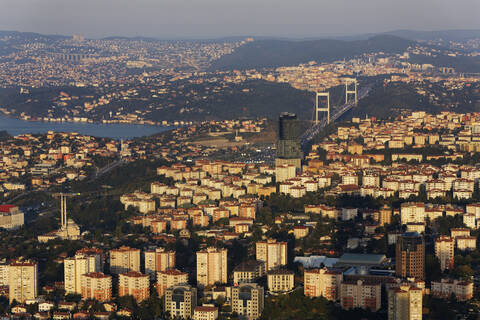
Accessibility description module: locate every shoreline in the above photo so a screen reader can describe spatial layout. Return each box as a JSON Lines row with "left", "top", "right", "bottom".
{"left": 0, "top": 110, "right": 192, "bottom": 127}
{"left": 0, "top": 114, "right": 177, "bottom": 140}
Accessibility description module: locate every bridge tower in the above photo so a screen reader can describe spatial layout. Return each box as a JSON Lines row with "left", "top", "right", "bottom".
{"left": 315, "top": 92, "right": 330, "bottom": 125}
{"left": 345, "top": 78, "right": 358, "bottom": 105}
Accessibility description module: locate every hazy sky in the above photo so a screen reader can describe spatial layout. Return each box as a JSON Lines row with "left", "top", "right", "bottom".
{"left": 1, "top": 0, "right": 480, "bottom": 39}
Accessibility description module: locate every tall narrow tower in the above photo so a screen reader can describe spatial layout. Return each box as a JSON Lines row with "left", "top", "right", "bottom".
{"left": 62, "top": 194, "right": 68, "bottom": 229}
{"left": 315, "top": 92, "right": 330, "bottom": 125}
{"left": 345, "top": 78, "right": 358, "bottom": 105}
{"left": 275, "top": 113, "right": 303, "bottom": 170}
{"left": 55, "top": 193, "right": 81, "bottom": 240}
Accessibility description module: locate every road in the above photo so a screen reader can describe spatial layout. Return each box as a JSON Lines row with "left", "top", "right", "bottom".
{"left": 93, "top": 159, "right": 125, "bottom": 180}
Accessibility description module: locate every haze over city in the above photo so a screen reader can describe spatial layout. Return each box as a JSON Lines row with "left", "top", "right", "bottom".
{"left": 1, "top": 1, "right": 480, "bottom": 319}
{"left": 0, "top": 0, "right": 480, "bottom": 38}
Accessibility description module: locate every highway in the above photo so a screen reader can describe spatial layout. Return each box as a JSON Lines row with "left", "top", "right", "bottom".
{"left": 92, "top": 158, "right": 125, "bottom": 180}
{"left": 300, "top": 84, "right": 372, "bottom": 147}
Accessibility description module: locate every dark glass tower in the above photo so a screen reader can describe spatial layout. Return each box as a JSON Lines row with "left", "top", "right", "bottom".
{"left": 276, "top": 112, "right": 302, "bottom": 160}
{"left": 395, "top": 232, "right": 425, "bottom": 280}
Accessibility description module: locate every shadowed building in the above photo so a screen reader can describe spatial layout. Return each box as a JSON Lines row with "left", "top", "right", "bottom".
{"left": 232, "top": 283, "right": 264, "bottom": 320}
{"left": 165, "top": 285, "right": 197, "bottom": 319}
{"left": 396, "top": 233, "right": 425, "bottom": 280}
{"left": 275, "top": 112, "right": 302, "bottom": 170}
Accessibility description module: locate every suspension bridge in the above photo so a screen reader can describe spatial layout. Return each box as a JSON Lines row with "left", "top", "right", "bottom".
{"left": 300, "top": 79, "right": 372, "bottom": 147}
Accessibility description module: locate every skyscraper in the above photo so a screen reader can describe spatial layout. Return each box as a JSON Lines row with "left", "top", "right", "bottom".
{"left": 396, "top": 233, "right": 425, "bottom": 280}
{"left": 275, "top": 112, "right": 302, "bottom": 170}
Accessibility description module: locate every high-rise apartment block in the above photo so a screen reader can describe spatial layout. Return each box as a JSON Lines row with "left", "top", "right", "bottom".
{"left": 196, "top": 248, "right": 227, "bottom": 287}
{"left": 304, "top": 268, "right": 343, "bottom": 300}
{"left": 157, "top": 269, "right": 189, "bottom": 297}
{"left": 64, "top": 250, "right": 103, "bottom": 294}
{"left": 340, "top": 280, "right": 381, "bottom": 312}
{"left": 256, "top": 239, "right": 287, "bottom": 271}
{"left": 144, "top": 248, "right": 175, "bottom": 280}
{"left": 379, "top": 205, "right": 392, "bottom": 226}
{"left": 118, "top": 271, "right": 150, "bottom": 302}
{"left": 396, "top": 233, "right": 425, "bottom": 280}
{"left": 110, "top": 246, "right": 140, "bottom": 274}
{"left": 0, "top": 205, "right": 24, "bottom": 230}
{"left": 388, "top": 285, "right": 422, "bottom": 320}
{"left": 0, "top": 263, "right": 8, "bottom": 286}
{"left": 435, "top": 236, "right": 454, "bottom": 271}
{"left": 80, "top": 272, "right": 112, "bottom": 302}
{"left": 8, "top": 259, "right": 38, "bottom": 303}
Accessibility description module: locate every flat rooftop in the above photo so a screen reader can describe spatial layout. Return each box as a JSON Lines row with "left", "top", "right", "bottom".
{"left": 335, "top": 253, "right": 387, "bottom": 267}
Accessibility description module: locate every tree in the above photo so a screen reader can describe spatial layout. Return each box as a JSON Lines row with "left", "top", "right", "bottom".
{"left": 425, "top": 254, "right": 442, "bottom": 284}
{"left": 452, "top": 265, "right": 474, "bottom": 280}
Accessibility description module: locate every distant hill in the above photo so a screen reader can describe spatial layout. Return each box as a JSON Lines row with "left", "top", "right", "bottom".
{"left": 0, "top": 130, "right": 9, "bottom": 141}
{"left": 101, "top": 36, "right": 159, "bottom": 42}
{"left": 0, "top": 30, "right": 68, "bottom": 41}
{"left": 342, "top": 80, "right": 480, "bottom": 120}
{"left": 147, "top": 80, "right": 317, "bottom": 121}
{"left": 383, "top": 29, "right": 480, "bottom": 42}
{"left": 210, "top": 35, "right": 415, "bottom": 70}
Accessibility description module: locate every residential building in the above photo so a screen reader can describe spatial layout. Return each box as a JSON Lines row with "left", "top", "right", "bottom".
{"left": 64, "top": 251, "right": 102, "bottom": 294}
{"left": 157, "top": 269, "right": 189, "bottom": 297}
{"left": 0, "top": 205, "right": 24, "bottom": 230}
{"left": 304, "top": 268, "right": 343, "bottom": 300}
{"left": 193, "top": 306, "right": 218, "bottom": 320}
{"left": 9, "top": 259, "right": 38, "bottom": 303}
{"left": 388, "top": 285, "right": 422, "bottom": 320}
{"left": 118, "top": 271, "right": 150, "bottom": 302}
{"left": 379, "top": 205, "right": 392, "bottom": 226}
{"left": 110, "top": 246, "right": 140, "bottom": 274}
{"left": 431, "top": 279, "right": 473, "bottom": 301}
{"left": 256, "top": 239, "right": 287, "bottom": 271}
{"left": 233, "top": 261, "right": 265, "bottom": 285}
{"left": 80, "top": 272, "right": 112, "bottom": 302}
{"left": 231, "top": 283, "right": 264, "bottom": 320}
{"left": 456, "top": 236, "right": 477, "bottom": 251}
{"left": 144, "top": 248, "right": 175, "bottom": 280}
{"left": 396, "top": 233, "right": 425, "bottom": 280}
{"left": 340, "top": 280, "right": 381, "bottom": 311}
{"left": 196, "top": 248, "right": 227, "bottom": 287}
{"left": 165, "top": 285, "right": 197, "bottom": 319}
{"left": 267, "top": 269, "right": 294, "bottom": 293}
{"left": 435, "top": 236, "right": 454, "bottom": 271}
